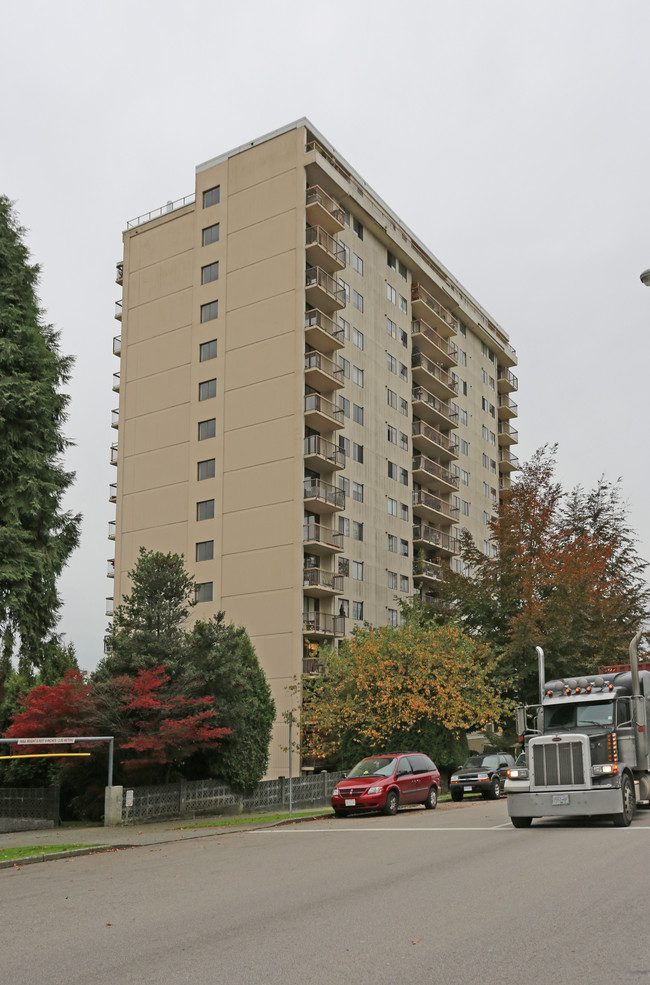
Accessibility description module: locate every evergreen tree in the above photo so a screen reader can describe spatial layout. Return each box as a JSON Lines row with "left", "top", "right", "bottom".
{"left": 0, "top": 197, "right": 81, "bottom": 671}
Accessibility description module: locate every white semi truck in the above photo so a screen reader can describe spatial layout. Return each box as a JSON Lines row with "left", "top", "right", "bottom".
{"left": 506, "top": 631, "right": 649, "bottom": 828}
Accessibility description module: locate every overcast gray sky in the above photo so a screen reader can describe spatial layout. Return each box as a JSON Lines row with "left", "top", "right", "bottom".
{"left": 2, "top": 0, "right": 649, "bottom": 670}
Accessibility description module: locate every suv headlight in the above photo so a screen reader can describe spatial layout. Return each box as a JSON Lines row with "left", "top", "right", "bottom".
{"left": 450, "top": 774, "right": 459, "bottom": 783}
{"left": 477, "top": 773, "right": 489, "bottom": 780}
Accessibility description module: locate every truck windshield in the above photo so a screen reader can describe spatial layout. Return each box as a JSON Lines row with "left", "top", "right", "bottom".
{"left": 545, "top": 701, "right": 614, "bottom": 729}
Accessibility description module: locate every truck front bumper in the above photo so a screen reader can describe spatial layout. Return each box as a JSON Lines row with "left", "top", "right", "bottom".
{"left": 507, "top": 786, "right": 623, "bottom": 818}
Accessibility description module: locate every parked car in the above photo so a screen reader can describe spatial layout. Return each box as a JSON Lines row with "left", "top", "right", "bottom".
{"left": 449, "top": 752, "right": 516, "bottom": 801}
{"left": 331, "top": 752, "right": 441, "bottom": 817}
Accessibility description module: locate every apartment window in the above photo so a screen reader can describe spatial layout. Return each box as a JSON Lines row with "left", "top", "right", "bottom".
{"left": 387, "top": 250, "right": 397, "bottom": 270}
{"left": 490, "top": 431, "right": 496, "bottom": 446}
{"left": 195, "top": 582, "right": 213, "bottom": 603}
{"left": 353, "top": 327, "right": 364, "bottom": 349}
{"left": 388, "top": 570, "right": 398, "bottom": 589}
{"left": 338, "top": 475, "right": 350, "bottom": 496}
{"left": 352, "top": 442, "right": 364, "bottom": 463}
{"left": 388, "top": 608, "right": 398, "bottom": 627}
{"left": 461, "top": 470, "right": 469, "bottom": 485}
{"left": 454, "top": 558, "right": 462, "bottom": 573}
{"left": 491, "top": 459, "right": 497, "bottom": 474}
{"left": 352, "top": 482, "right": 364, "bottom": 503}
{"left": 398, "top": 260, "right": 407, "bottom": 280}
{"left": 483, "top": 481, "right": 490, "bottom": 497}
{"left": 400, "top": 539, "right": 409, "bottom": 557}
{"left": 352, "top": 521, "right": 364, "bottom": 541}
{"left": 387, "top": 353, "right": 397, "bottom": 374}
{"left": 339, "top": 598, "right": 350, "bottom": 617}
{"left": 491, "top": 487, "right": 498, "bottom": 504}
{"left": 483, "top": 511, "right": 491, "bottom": 525}
{"left": 481, "top": 368, "right": 488, "bottom": 384}
{"left": 353, "top": 290, "right": 364, "bottom": 312}
{"left": 387, "top": 317, "right": 397, "bottom": 340}
{"left": 399, "top": 397, "right": 408, "bottom": 416}
{"left": 399, "top": 363, "right": 408, "bottom": 382}
{"left": 338, "top": 557, "right": 350, "bottom": 577}
{"left": 489, "top": 376, "right": 495, "bottom": 390}
{"left": 338, "top": 395, "right": 350, "bottom": 418}
{"left": 200, "top": 339, "right": 218, "bottom": 361}
{"left": 388, "top": 497, "right": 398, "bottom": 516}
{"left": 490, "top": 404, "right": 496, "bottom": 418}
{"left": 339, "top": 279, "right": 350, "bottom": 303}
{"left": 198, "top": 458, "right": 215, "bottom": 480}
{"left": 387, "top": 424, "right": 397, "bottom": 443}
{"left": 461, "top": 380, "right": 468, "bottom": 396}
{"left": 460, "top": 409, "right": 468, "bottom": 426}
{"left": 387, "top": 283, "right": 397, "bottom": 304}
{"left": 388, "top": 461, "right": 397, "bottom": 480}
{"left": 339, "top": 435, "right": 351, "bottom": 456}
{"left": 484, "top": 540, "right": 491, "bottom": 556}
{"left": 398, "top": 295, "right": 408, "bottom": 314}
{"left": 483, "top": 453, "right": 490, "bottom": 468}
{"left": 196, "top": 540, "right": 214, "bottom": 562}
{"left": 400, "top": 574, "right": 409, "bottom": 593}
{"left": 352, "top": 253, "right": 363, "bottom": 275}
{"left": 353, "top": 217, "right": 363, "bottom": 240}
{"left": 400, "top": 502, "right": 408, "bottom": 522}
{"left": 459, "top": 350, "right": 467, "bottom": 366}
{"left": 353, "top": 365, "right": 364, "bottom": 387}
{"left": 387, "top": 389, "right": 397, "bottom": 409}
{"left": 201, "top": 301, "right": 218, "bottom": 323}
{"left": 399, "top": 432, "right": 408, "bottom": 451}
{"left": 338, "top": 354, "right": 350, "bottom": 378}
{"left": 339, "top": 516, "right": 350, "bottom": 537}
{"left": 353, "top": 404, "right": 364, "bottom": 425}
{"left": 459, "top": 321, "right": 467, "bottom": 337}
{"left": 453, "top": 495, "right": 460, "bottom": 510}
{"left": 399, "top": 329, "right": 408, "bottom": 347}
{"left": 388, "top": 534, "right": 397, "bottom": 552}
{"left": 462, "top": 500, "right": 470, "bottom": 516}
{"left": 339, "top": 316, "right": 351, "bottom": 340}
{"left": 197, "top": 499, "right": 215, "bottom": 521}
{"left": 201, "top": 261, "right": 219, "bottom": 285}
{"left": 199, "top": 379, "right": 217, "bottom": 401}
{"left": 198, "top": 418, "right": 216, "bottom": 441}
{"left": 461, "top": 439, "right": 469, "bottom": 455}
{"left": 482, "top": 425, "right": 489, "bottom": 440}
{"left": 482, "top": 397, "right": 488, "bottom": 412}
{"left": 202, "top": 186, "right": 220, "bottom": 208}
{"left": 342, "top": 243, "right": 350, "bottom": 265}
{"left": 399, "top": 467, "right": 408, "bottom": 486}
{"left": 202, "top": 223, "right": 220, "bottom": 246}
{"left": 352, "top": 561, "right": 364, "bottom": 581}
{"left": 352, "top": 600, "right": 364, "bottom": 620}
{"left": 452, "top": 464, "right": 460, "bottom": 478}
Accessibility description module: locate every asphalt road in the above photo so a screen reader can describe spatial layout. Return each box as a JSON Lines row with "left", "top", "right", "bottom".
{"left": 2, "top": 799, "right": 650, "bottom": 985}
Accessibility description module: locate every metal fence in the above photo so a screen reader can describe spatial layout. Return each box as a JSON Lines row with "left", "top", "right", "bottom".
{"left": 0, "top": 787, "right": 60, "bottom": 832}
{"left": 121, "top": 772, "right": 345, "bottom": 824}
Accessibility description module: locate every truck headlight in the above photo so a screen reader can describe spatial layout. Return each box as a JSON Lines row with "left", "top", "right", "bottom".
{"left": 507, "top": 768, "right": 529, "bottom": 780}
{"left": 592, "top": 764, "right": 618, "bottom": 776}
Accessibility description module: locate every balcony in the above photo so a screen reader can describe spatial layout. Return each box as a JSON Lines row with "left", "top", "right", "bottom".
{"left": 303, "top": 655, "right": 325, "bottom": 676}
{"left": 304, "top": 309, "right": 344, "bottom": 353}
{"left": 304, "top": 434, "right": 345, "bottom": 472}
{"left": 497, "top": 366, "right": 519, "bottom": 393}
{"left": 412, "top": 455, "right": 459, "bottom": 492}
{"left": 107, "top": 558, "right": 115, "bottom": 579}
{"left": 306, "top": 185, "right": 345, "bottom": 234}
{"left": 114, "top": 300, "right": 122, "bottom": 321}
{"left": 115, "top": 262, "right": 123, "bottom": 285}
{"left": 413, "top": 523, "right": 460, "bottom": 556}
{"left": 411, "top": 320, "right": 458, "bottom": 367}
{"left": 302, "top": 567, "right": 344, "bottom": 597}
{"left": 111, "top": 408, "right": 119, "bottom": 429}
{"left": 411, "top": 283, "right": 458, "bottom": 338}
{"left": 411, "top": 387, "right": 458, "bottom": 430}
{"left": 110, "top": 443, "right": 118, "bottom": 466}
{"left": 305, "top": 266, "right": 346, "bottom": 313}
{"left": 498, "top": 422, "right": 519, "bottom": 446}
{"left": 303, "top": 477, "right": 345, "bottom": 513}
{"left": 412, "top": 420, "right": 459, "bottom": 461}
{"left": 305, "top": 225, "right": 346, "bottom": 273}
{"left": 304, "top": 350, "right": 344, "bottom": 392}
{"left": 412, "top": 490, "right": 459, "bottom": 527}
{"left": 303, "top": 521, "right": 344, "bottom": 555}
{"left": 108, "top": 520, "right": 116, "bottom": 540}
{"left": 303, "top": 611, "right": 345, "bottom": 639}
{"left": 499, "top": 450, "right": 520, "bottom": 472}
{"left": 411, "top": 352, "right": 458, "bottom": 400}
{"left": 113, "top": 335, "right": 121, "bottom": 357}
{"left": 105, "top": 598, "right": 114, "bottom": 616}
{"left": 109, "top": 482, "right": 117, "bottom": 503}
{"left": 498, "top": 394, "right": 518, "bottom": 419}
{"left": 112, "top": 372, "right": 120, "bottom": 393}
{"left": 413, "top": 559, "right": 444, "bottom": 586}
{"left": 304, "top": 392, "right": 344, "bottom": 431}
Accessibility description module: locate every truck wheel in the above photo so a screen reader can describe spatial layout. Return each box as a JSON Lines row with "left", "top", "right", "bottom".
{"left": 613, "top": 774, "right": 635, "bottom": 827}
{"left": 511, "top": 816, "right": 532, "bottom": 828}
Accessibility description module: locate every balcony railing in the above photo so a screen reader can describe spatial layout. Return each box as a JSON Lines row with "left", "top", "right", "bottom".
{"left": 112, "top": 372, "right": 120, "bottom": 392}
{"left": 108, "top": 520, "right": 116, "bottom": 540}
{"left": 413, "top": 523, "right": 460, "bottom": 555}
{"left": 110, "top": 443, "right": 118, "bottom": 466}
{"left": 413, "top": 559, "right": 443, "bottom": 581}
{"left": 302, "top": 568, "right": 344, "bottom": 593}
{"left": 113, "top": 335, "right": 121, "bottom": 356}
{"left": 305, "top": 185, "right": 345, "bottom": 231}
{"left": 412, "top": 489, "right": 459, "bottom": 523}
{"left": 304, "top": 350, "right": 344, "bottom": 387}
{"left": 303, "top": 655, "right": 324, "bottom": 676}
{"left": 499, "top": 450, "right": 520, "bottom": 471}
{"left": 305, "top": 225, "right": 346, "bottom": 268}
{"left": 304, "top": 392, "right": 344, "bottom": 426}
{"left": 497, "top": 366, "right": 519, "bottom": 391}
{"left": 412, "top": 455, "right": 459, "bottom": 489}
{"left": 115, "top": 262, "right": 123, "bottom": 284}
{"left": 303, "top": 477, "right": 345, "bottom": 510}
{"left": 411, "top": 320, "right": 458, "bottom": 365}
{"left": 304, "top": 309, "right": 345, "bottom": 350}
{"left": 304, "top": 434, "right": 346, "bottom": 469}
{"left": 109, "top": 482, "right": 117, "bottom": 503}
{"left": 412, "top": 387, "right": 458, "bottom": 426}
{"left": 114, "top": 300, "right": 122, "bottom": 321}
{"left": 107, "top": 558, "right": 115, "bottom": 578}
{"left": 305, "top": 266, "right": 347, "bottom": 309}
{"left": 105, "top": 598, "right": 114, "bottom": 616}
{"left": 302, "top": 611, "right": 345, "bottom": 636}
{"left": 411, "top": 283, "right": 459, "bottom": 336}
{"left": 111, "top": 408, "right": 119, "bottom": 429}
{"left": 498, "top": 395, "right": 518, "bottom": 418}
{"left": 498, "top": 422, "right": 519, "bottom": 444}
{"left": 411, "top": 352, "right": 458, "bottom": 394}
{"left": 303, "top": 522, "right": 344, "bottom": 552}
{"left": 412, "top": 420, "right": 459, "bottom": 458}
{"left": 126, "top": 193, "right": 195, "bottom": 229}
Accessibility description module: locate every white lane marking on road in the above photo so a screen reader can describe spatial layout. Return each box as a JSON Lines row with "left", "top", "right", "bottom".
{"left": 253, "top": 823, "right": 650, "bottom": 834}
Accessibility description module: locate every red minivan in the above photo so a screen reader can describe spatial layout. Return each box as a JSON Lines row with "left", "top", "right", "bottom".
{"left": 331, "top": 752, "right": 441, "bottom": 817}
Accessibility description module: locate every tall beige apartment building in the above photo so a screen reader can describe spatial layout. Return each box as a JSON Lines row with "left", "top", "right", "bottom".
{"left": 108, "top": 120, "right": 518, "bottom": 777}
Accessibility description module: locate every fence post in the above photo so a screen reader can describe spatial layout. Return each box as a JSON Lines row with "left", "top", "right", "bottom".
{"left": 104, "top": 785, "right": 124, "bottom": 826}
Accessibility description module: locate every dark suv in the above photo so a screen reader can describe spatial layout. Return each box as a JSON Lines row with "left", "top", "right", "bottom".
{"left": 449, "top": 752, "right": 516, "bottom": 801}
{"left": 331, "top": 752, "right": 441, "bottom": 817}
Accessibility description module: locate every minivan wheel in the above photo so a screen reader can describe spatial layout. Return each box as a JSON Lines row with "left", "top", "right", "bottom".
{"left": 424, "top": 786, "right": 438, "bottom": 810}
{"left": 383, "top": 791, "right": 399, "bottom": 816}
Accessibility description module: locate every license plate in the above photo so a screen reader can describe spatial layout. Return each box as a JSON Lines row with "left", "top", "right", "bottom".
{"left": 552, "top": 794, "right": 569, "bottom": 806}
{"left": 464, "top": 786, "right": 473, "bottom": 792}
{"left": 345, "top": 798, "right": 356, "bottom": 806}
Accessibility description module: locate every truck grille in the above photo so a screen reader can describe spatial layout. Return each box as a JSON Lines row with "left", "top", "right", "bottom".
{"left": 532, "top": 740, "right": 585, "bottom": 787}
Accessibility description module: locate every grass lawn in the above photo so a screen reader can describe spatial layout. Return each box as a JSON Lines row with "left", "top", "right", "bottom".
{"left": 0, "top": 844, "right": 100, "bottom": 863}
